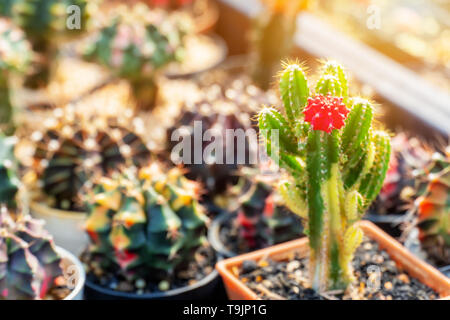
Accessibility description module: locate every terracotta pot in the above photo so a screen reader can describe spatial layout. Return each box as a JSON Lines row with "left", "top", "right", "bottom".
{"left": 216, "top": 221, "right": 450, "bottom": 300}
{"left": 30, "top": 201, "right": 88, "bottom": 256}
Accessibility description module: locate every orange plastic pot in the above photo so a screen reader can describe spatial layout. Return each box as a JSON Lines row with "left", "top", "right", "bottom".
{"left": 216, "top": 220, "right": 450, "bottom": 300}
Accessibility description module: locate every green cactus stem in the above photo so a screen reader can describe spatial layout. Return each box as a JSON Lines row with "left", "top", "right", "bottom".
{"left": 258, "top": 60, "right": 391, "bottom": 292}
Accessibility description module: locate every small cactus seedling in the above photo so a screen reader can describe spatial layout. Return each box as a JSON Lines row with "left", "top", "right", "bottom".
{"left": 258, "top": 60, "right": 391, "bottom": 292}
{"left": 1, "top": 0, "right": 93, "bottom": 88}
{"left": 28, "top": 109, "right": 151, "bottom": 211}
{"left": 0, "top": 18, "right": 32, "bottom": 133}
{"left": 250, "top": 0, "right": 310, "bottom": 90}
{"left": 414, "top": 149, "right": 450, "bottom": 266}
{"left": 83, "top": 6, "right": 187, "bottom": 111}
{"left": 84, "top": 164, "right": 209, "bottom": 283}
{"left": 0, "top": 207, "right": 64, "bottom": 300}
{"left": 0, "top": 135, "right": 20, "bottom": 208}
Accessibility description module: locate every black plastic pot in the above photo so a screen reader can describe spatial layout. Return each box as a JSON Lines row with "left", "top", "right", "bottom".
{"left": 363, "top": 213, "right": 408, "bottom": 238}
{"left": 84, "top": 270, "right": 225, "bottom": 300}
{"left": 208, "top": 211, "right": 237, "bottom": 259}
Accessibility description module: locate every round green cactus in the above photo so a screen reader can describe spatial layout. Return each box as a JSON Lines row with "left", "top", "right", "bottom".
{"left": 258, "top": 60, "right": 391, "bottom": 292}
{"left": 84, "top": 164, "right": 209, "bottom": 282}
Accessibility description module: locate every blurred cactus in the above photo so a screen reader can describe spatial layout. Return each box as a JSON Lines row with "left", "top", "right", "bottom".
{"left": 235, "top": 174, "right": 302, "bottom": 251}
{"left": 414, "top": 149, "right": 450, "bottom": 266}
{"left": 0, "top": 18, "right": 32, "bottom": 133}
{"left": 258, "top": 60, "right": 391, "bottom": 292}
{"left": 250, "top": 0, "right": 309, "bottom": 90}
{"left": 84, "top": 164, "right": 209, "bottom": 282}
{"left": 1, "top": 0, "right": 93, "bottom": 88}
{"left": 0, "top": 135, "right": 20, "bottom": 208}
{"left": 0, "top": 207, "right": 63, "bottom": 300}
{"left": 28, "top": 109, "right": 151, "bottom": 211}
{"left": 83, "top": 7, "right": 187, "bottom": 111}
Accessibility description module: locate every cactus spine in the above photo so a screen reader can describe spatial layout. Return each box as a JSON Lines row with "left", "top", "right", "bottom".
{"left": 258, "top": 60, "right": 391, "bottom": 292}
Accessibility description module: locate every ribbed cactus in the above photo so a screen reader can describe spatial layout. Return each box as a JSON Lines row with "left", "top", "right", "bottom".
{"left": 0, "top": 207, "right": 63, "bottom": 300}
{"left": 1, "top": 0, "right": 92, "bottom": 88}
{"left": 83, "top": 7, "right": 186, "bottom": 111}
{"left": 29, "top": 110, "right": 151, "bottom": 211}
{"left": 415, "top": 149, "right": 449, "bottom": 265}
{"left": 250, "top": 0, "right": 310, "bottom": 90}
{"left": 258, "top": 60, "right": 391, "bottom": 292}
{"left": 0, "top": 135, "right": 20, "bottom": 209}
{"left": 0, "top": 18, "right": 32, "bottom": 133}
{"left": 84, "top": 164, "right": 208, "bottom": 281}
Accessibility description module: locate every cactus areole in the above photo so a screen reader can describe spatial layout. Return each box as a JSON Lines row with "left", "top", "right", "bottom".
{"left": 258, "top": 61, "right": 391, "bottom": 292}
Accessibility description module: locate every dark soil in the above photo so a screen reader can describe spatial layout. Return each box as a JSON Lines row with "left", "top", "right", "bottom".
{"left": 81, "top": 244, "right": 217, "bottom": 295}
{"left": 237, "top": 238, "right": 439, "bottom": 300}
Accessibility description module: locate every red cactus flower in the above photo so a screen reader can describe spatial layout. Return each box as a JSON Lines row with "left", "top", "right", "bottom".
{"left": 303, "top": 94, "right": 349, "bottom": 133}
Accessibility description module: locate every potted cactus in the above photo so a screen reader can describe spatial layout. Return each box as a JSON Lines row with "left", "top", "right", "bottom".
{"left": 250, "top": 0, "right": 310, "bottom": 90}
{"left": 0, "top": 0, "right": 93, "bottom": 89}
{"left": 209, "top": 168, "right": 303, "bottom": 258}
{"left": 83, "top": 6, "right": 187, "bottom": 112}
{"left": 216, "top": 60, "right": 450, "bottom": 299}
{"left": 402, "top": 146, "right": 449, "bottom": 271}
{"left": 0, "top": 18, "right": 32, "bottom": 135}
{"left": 0, "top": 135, "right": 85, "bottom": 300}
{"left": 165, "top": 79, "right": 276, "bottom": 205}
{"left": 81, "top": 164, "right": 220, "bottom": 299}
{"left": 20, "top": 108, "right": 151, "bottom": 255}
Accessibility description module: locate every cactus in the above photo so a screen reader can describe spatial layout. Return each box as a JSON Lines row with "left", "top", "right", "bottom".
{"left": 0, "top": 207, "right": 64, "bottom": 300}
{"left": 83, "top": 7, "right": 187, "bottom": 111}
{"left": 250, "top": 0, "right": 310, "bottom": 90}
{"left": 84, "top": 164, "right": 208, "bottom": 283}
{"left": 0, "top": 135, "right": 20, "bottom": 209}
{"left": 1, "top": 0, "right": 92, "bottom": 88}
{"left": 0, "top": 18, "right": 32, "bottom": 133}
{"left": 29, "top": 110, "right": 151, "bottom": 211}
{"left": 258, "top": 60, "right": 391, "bottom": 292}
{"left": 232, "top": 169, "right": 302, "bottom": 251}
{"left": 414, "top": 149, "right": 450, "bottom": 265}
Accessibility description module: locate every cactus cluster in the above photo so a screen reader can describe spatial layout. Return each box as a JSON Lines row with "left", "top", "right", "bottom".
{"left": 414, "top": 148, "right": 449, "bottom": 266}
{"left": 83, "top": 6, "right": 187, "bottom": 111}
{"left": 1, "top": 0, "right": 93, "bottom": 88}
{"left": 0, "top": 18, "right": 32, "bottom": 133}
{"left": 84, "top": 164, "right": 209, "bottom": 282}
{"left": 234, "top": 174, "right": 302, "bottom": 251}
{"left": 28, "top": 108, "right": 151, "bottom": 211}
{"left": 250, "top": 0, "right": 310, "bottom": 90}
{"left": 0, "top": 207, "right": 64, "bottom": 300}
{"left": 258, "top": 60, "right": 391, "bottom": 292}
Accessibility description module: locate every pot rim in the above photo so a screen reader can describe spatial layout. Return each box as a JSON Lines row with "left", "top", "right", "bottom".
{"left": 216, "top": 220, "right": 450, "bottom": 300}
{"left": 30, "top": 200, "right": 86, "bottom": 220}
{"left": 56, "top": 246, "right": 86, "bottom": 300}
{"left": 84, "top": 269, "right": 219, "bottom": 299}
